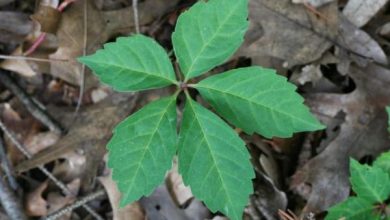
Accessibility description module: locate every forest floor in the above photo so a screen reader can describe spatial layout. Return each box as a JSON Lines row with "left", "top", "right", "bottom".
{"left": 0, "top": 0, "right": 390, "bottom": 219}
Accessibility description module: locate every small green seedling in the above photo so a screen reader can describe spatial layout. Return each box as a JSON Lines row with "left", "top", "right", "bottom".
{"left": 78, "top": 0, "right": 324, "bottom": 219}
{"left": 326, "top": 107, "right": 390, "bottom": 220}
{"left": 326, "top": 154, "right": 390, "bottom": 220}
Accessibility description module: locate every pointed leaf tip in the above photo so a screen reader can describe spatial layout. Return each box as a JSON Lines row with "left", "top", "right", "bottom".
{"left": 78, "top": 34, "right": 177, "bottom": 92}
{"left": 196, "top": 66, "right": 325, "bottom": 138}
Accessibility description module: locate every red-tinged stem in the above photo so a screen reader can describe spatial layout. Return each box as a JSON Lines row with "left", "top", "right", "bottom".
{"left": 23, "top": 33, "right": 47, "bottom": 56}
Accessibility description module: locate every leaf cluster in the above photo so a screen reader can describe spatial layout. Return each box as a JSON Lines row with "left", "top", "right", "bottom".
{"left": 78, "top": 0, "right": 324, "bottom": 219}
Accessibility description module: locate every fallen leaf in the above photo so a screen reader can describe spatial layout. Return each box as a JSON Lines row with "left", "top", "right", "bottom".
{"left": 166, "top": 159, "right": 193, "bottom": 207}
{"left": 343, "top": 0, "right": 389, "bottom": 27}
{"left": 291, "top": 63, "right": 390, "bottom": 215}
{"left": 242, "top": 0, "right": 338, "bottom": 67}
{"left": 242, "top": 0, "right": 387, "bottom": 68}
{"left": 99, "top": 165, "right": 145, "bottom": 220}
{"left": 47, "top": 178, "right": 81, "bottom": 220}
{"left": 0, "top": 47, "right": 38, "bottom": 77}
{"left": 25, "top": 181, "right": 49, "bottom": 217}
{"left": 24, "top": 131, "right": 60, "bottom": 155}
{"left": 49, "top": 0, "right": 179, "bottom": 86}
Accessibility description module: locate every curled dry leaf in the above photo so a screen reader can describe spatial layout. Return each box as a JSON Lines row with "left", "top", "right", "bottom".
{"left": 166, "top": 160, "right": 193, "bottom": 206}
{"left": 0, "top": 47, "right": 38, "bottom": 77}
{"left": 343, "top": 0, "right": 389, "bottom": 27}
{"left": 99, "top": 157, "right": 145, "bottom": 220}
{"left": 24, "top": 131, "right": 60, "bottom": 155}
{"left": 25, "top": 181, "right": 49, "bottom": 217}
{"left": 52, "top": 151, "right": 86, "bottom": 182}
{"left": 47, "top": 178, "right": 81, "bottom": 220}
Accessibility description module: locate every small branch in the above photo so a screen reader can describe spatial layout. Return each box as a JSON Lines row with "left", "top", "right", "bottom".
{"left": 0, "top": 55, "right": 68, "bottom": 63}
{"left": 0, "top": 134, "right": 18, "bottom": 190}
{"left": 74, "top": 0, "right": 88, "bottom": 116}
{"left": 132, "top": 0, "right": 140, "bottom": 34}
{"left": 0, "top": 120, "right": 104, "bottom": 220}
{"left": 0, "top": 71, "right": 65, "bottom": 134}
{"left": 45, "top": 189, "right": 106, "bottom": 220}
{"left": 0, "top": 172, "right": 27, "bottom": 220}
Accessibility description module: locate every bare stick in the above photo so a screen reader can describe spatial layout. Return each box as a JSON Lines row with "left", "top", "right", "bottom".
{"left": 0, "top": 55, "right": 68, "bottom": 63}
{"left": 132, "top": 0, "right": 140, "bottom": 34}
{"left": 45, "top": 189, "right": 106, "bottom": 220}
{"left": 0, "top": 120, "right": 104, "bottom": 220}
{"left": 0, "top": 172, "right": 27, "bottom": 220}
{"left": 0, "top": 71, "right": 65, "bottom": 134}
{"left": 74, "top": 0, "right": 88, "bottom": 116}
{"left": 0, "top": 134, "right": 18, "bottom": 190}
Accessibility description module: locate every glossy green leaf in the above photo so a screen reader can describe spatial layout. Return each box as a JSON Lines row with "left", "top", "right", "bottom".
{"left": 178, "top": 97, "right": 254, "bottom": 220}
{"left": 325, "top": 198, "right": 380, "bottom": 220}
{"left": 373, "top": 152, "right": 390, "bottom": 177}
{"left": 195, "top": 66, "right": 325, "bottom": 138}
{"left": 172, "top": 0, "right": 248, "bottom": 80}
{"left": 108, "top": 96, "right": 177, "bottom": 206}
{"left": 78, "top": 34, "right": 177, "bottom": 92}
{"left": 350, "top": 159, "right": 390, "bottom": 203}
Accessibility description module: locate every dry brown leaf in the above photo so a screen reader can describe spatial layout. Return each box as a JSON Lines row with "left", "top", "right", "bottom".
{"left": 343, "top": 0, "right": 389, "bottom": 27}
{"left": 15, "top": 92, "right": 138, "bottom": 192}
{"left": 242, "top": 0, "right": 387, "bottom": 68}
{"left": 242, "top": 0, "right": 338, "bottom": 67}
{"left": 166, "top": 160, "right": 193, "bottom": 207}
{"left": 24, "top": 131, "right": 60, "bottom": 155}
{"left": 52, "top": 151, "right": 86, "bottom": 182}
{"left": 25, "top": 181, "right": 49, "bottom": 217}
{"left": 291, "top": 63, "right": 390, "bottom": 215}
{"left": 49, "top": 0, "right": 179, "bottom": 86}
{"left": 47, "top": 178, "right": 81, "bottom": 220}
{"left": 99, "top": 167, "right": 145, "bottom": 220}
{"left": 0, "top": 47, "right": 38, "bottom": 77}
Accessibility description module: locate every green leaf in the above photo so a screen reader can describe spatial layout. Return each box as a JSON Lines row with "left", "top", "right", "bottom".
{"left": 325, "top": 197, "right": 380, "bottom": 220}
{"left": 178, "top": 97, "right": 254, "bottom": 220}
{"left": 195, "top": 66, "right": 325, "bottom": 138}
{"left": 78, "top": 34, "right": 177, "bottom": 92}
{"left": 350, "top": 159, "right": 390, "bottom": 203}
{"left": 172, "top": 0, "right": 248, "bottom": 80}
{"left": 373, "top": 151, "right": 390, "bottom": 178}
{"left": 108, "top": 96, "right": 177, "bottom": 206}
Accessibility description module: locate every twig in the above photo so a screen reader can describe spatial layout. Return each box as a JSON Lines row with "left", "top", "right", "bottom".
{"left": 0, "top": 172, "right": 27, "bottom": 220}
{"left": 132, "top": 0, "right": 140, "bottom": 34}
{"left": 0, "top": 120, "right": 104, "bottom": 220}
{"left": 0, "top": 71, "right": 65, "bottom": 134}
{"left": 45, "top": 189, "right": 106, "bottom": 220}
{"left": 0, "top": 134, "right": 18, "bottom": 190}
{"left": 74, "top": 0, "right": 88, "bottom": 116}
{"left": 0, "top": 55, "right": 68, "bottom": 63}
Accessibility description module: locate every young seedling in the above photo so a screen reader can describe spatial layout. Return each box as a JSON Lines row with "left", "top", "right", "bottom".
{"left": 326, "top": 107, "right": 390, "bottom": 220}
{"left": 78, "top": 0, "right": 324, "bottom": 219}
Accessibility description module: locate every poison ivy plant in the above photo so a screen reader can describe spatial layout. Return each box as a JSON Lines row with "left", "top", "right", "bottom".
{"left": 78, "top": 0, "right": 324, "bottom": 218}
{"left": 326, "top": 107, "right": 390, "bottom": 220}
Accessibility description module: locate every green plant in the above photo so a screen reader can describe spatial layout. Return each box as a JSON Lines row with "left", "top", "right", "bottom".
{"left": 78, "top": 0, "right": 324, "bottom": 218}
{"left": 326, "top": 107, "right": 390, "bottom": 220}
